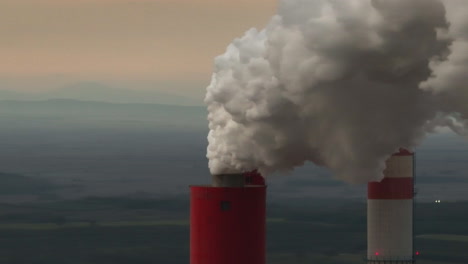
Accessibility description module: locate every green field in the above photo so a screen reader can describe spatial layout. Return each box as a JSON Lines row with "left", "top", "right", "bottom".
{"left": 0, "top": 197, "right": 466, "bottom": 264}
{"left": 418, "top": 234, "right": 468, "bottom": 242}
{"left": 0, "top": 220, "right": 190, "bottom": 230}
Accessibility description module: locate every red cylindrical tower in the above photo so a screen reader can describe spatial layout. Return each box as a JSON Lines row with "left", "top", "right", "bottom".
{"left": 367, "top": 148, "right": 414, "bottom": 264}
{"left": 190, "top": 172, "right": 266, "bottom": 264}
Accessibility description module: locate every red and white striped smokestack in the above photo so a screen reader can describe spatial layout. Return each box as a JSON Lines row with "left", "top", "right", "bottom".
{"left": 367, "top": 149, "right": 414, "bottom": 264}
{"left": 190, "top": 170, "right": 266, "bottom": 264}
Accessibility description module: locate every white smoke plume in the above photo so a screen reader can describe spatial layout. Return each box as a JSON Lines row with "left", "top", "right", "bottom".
{"left": 421, "top": 0, "right": 468, "bottom": 124}
{"left": 205, "top": 0, "right": 468, "bottom": 183}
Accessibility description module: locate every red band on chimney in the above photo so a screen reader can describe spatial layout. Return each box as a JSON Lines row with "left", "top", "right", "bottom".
{"left": 190, "top": 186, "right": 266, "bottom": 264}
{"left": 368, "top": 177, "right": 413, "bottom": 199}
{"left": 244, "top": 170, "right": 265, "bottom": 186}
{"left": 393, "top": 148, "right": 414, "bottom": 156}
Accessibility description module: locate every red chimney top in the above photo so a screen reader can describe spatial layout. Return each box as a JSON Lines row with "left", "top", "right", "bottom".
{"left": 244, "top": 170, "right": 265, "bottom": 186}
{"left": 393, "top": 148, "right": 414, "bottom": 156}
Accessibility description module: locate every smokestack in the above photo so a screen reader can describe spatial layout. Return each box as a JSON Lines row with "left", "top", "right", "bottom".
{"left": 367, "top": 149, "right": 415, "bottom": 263}
{"left": 190, "top": 171, "right": 266, "bottom": 264}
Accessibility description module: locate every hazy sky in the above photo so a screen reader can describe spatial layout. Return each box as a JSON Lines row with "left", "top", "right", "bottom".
{"left": 0, "top": 0, "right": 276, "bottom": 98}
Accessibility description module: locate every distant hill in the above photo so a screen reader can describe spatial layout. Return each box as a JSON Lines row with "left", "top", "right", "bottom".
{"left": 0, "top": 81, "right": 202, "bottom": 106}
{"left": 0, "top": 99, "right": 208, "bottom": 131}
{"left": 0, "top": 172, "right": 58, "bottom": 198}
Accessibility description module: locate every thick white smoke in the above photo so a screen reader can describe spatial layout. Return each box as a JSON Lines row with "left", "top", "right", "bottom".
{"left": 205, "top": 0, "right": 468, "bottom": 183}
{"left": 421, "top": 0, "right": 468, "bottom": 130}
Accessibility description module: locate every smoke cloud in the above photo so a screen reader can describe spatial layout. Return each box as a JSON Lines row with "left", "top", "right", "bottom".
{"left": 205, "top": 0, "right": 468, "bottom": 183}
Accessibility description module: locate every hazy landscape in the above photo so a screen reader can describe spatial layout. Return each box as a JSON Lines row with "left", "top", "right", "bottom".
{"left": 0, "top": 195, "right": 466, "bottom": 263}
{"left": 4, "top": 0, "right": 468, "bottom": 263}
{"left": 0, "top": 98, "right": 466, "bottom": 202}
{"left": 0, "top": 98, "right": 466, "bottom": 263}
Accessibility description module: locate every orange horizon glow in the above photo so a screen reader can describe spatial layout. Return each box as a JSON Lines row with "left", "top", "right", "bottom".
{"left": 0, "top": 0, "right": 277, "bottom": 92}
